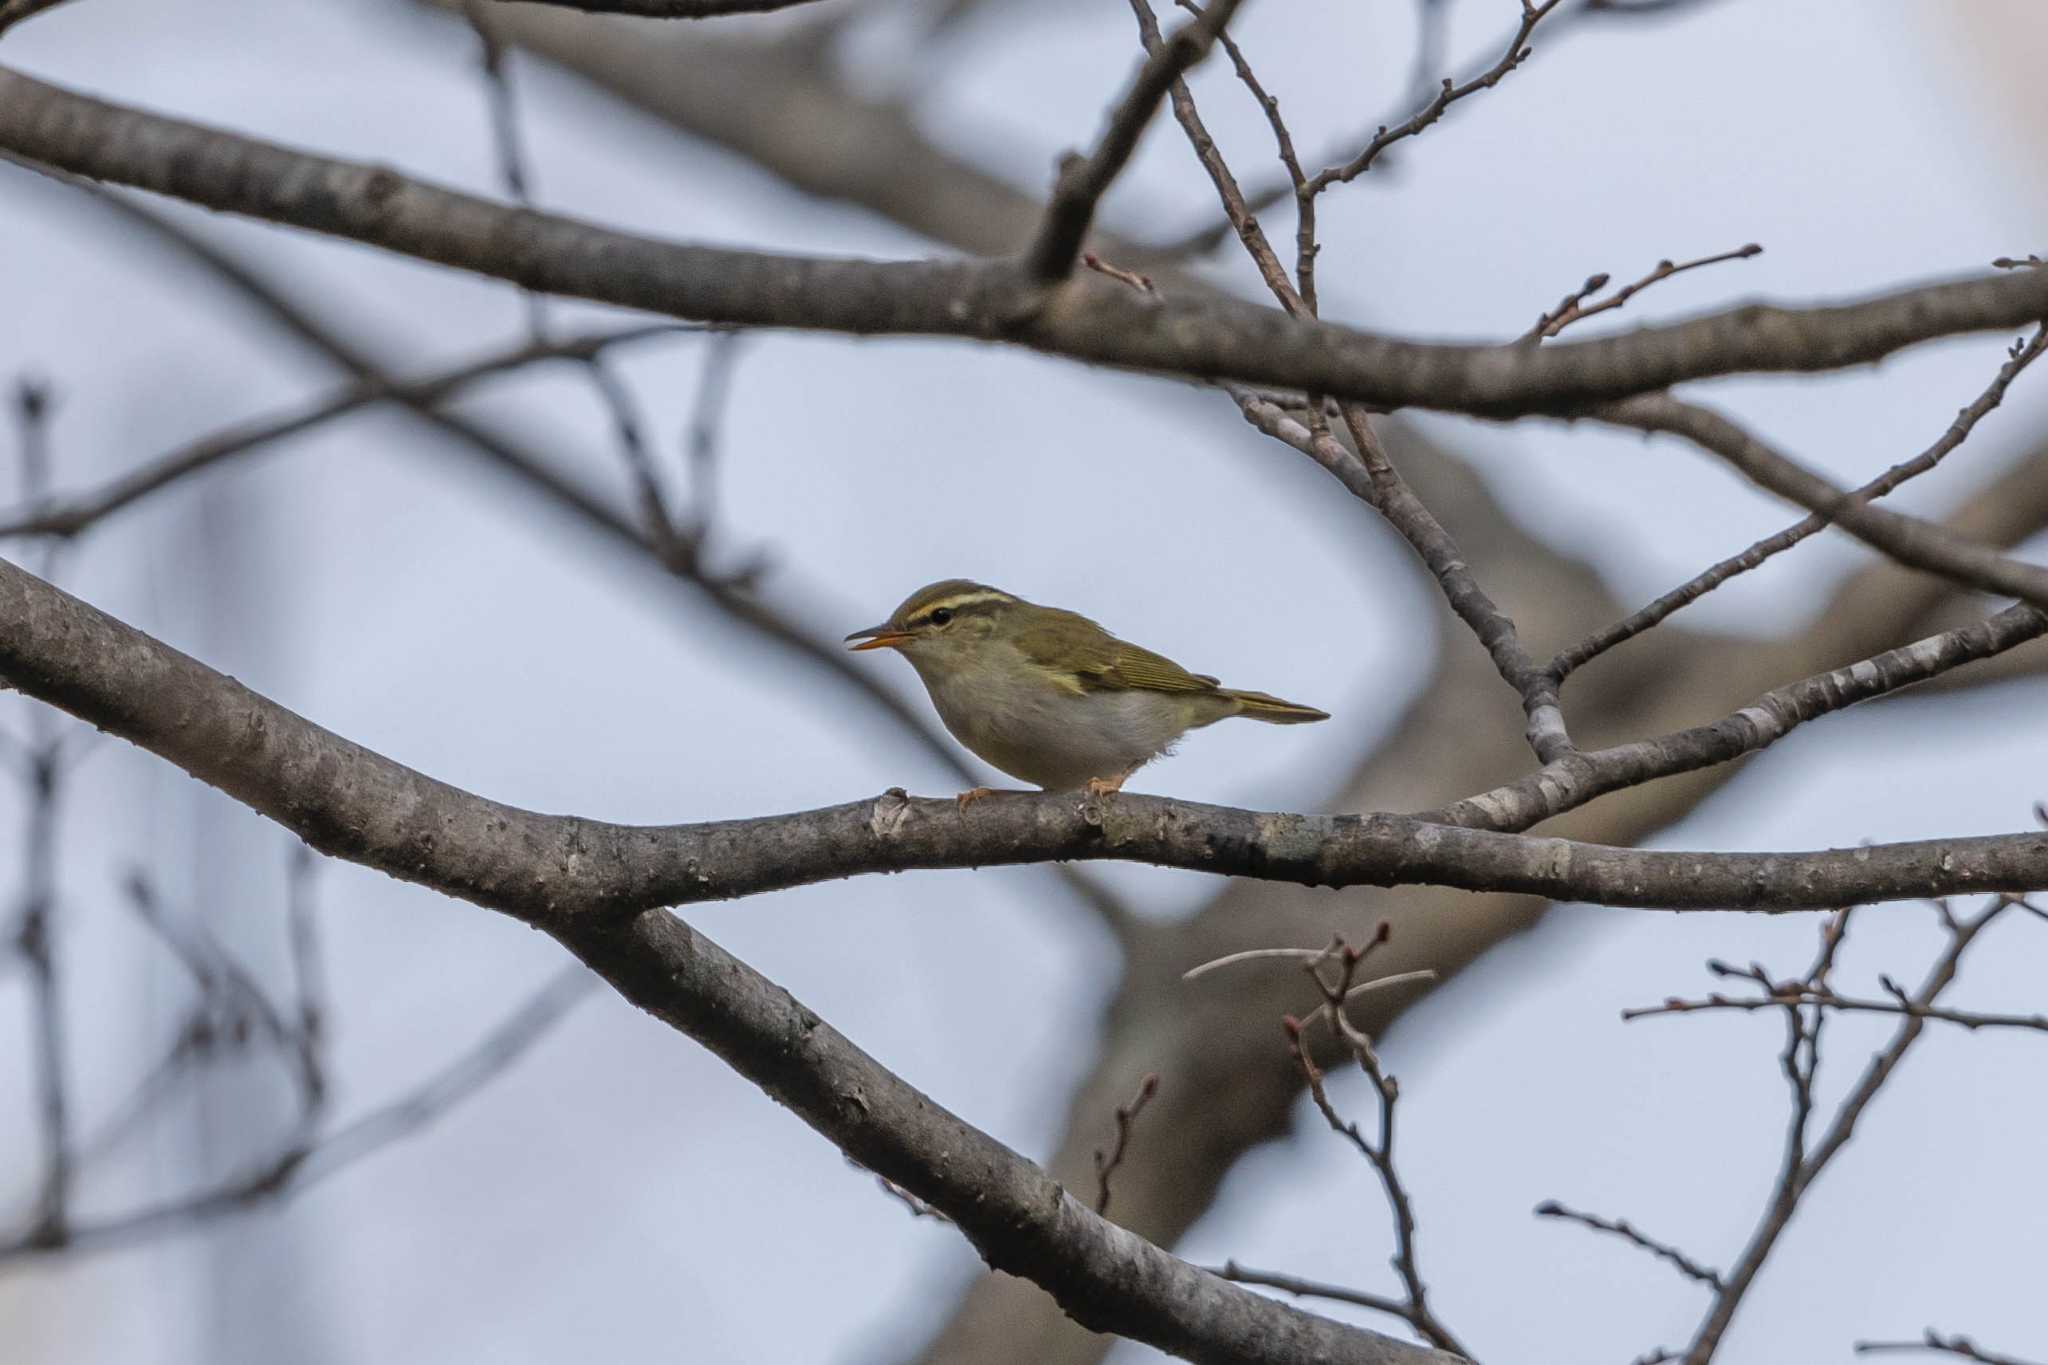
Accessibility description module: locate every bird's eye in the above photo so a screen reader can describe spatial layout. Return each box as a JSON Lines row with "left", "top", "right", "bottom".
{"left": 929, "top": 608, "right": 954, "bottom": 627}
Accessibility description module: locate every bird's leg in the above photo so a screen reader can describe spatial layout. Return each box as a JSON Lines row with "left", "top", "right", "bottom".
{"left": 1084, "top": 768, "right": 1134, "bottom": 799}
{"left": 956, "top": 786, "right": 999, "bottom": 810}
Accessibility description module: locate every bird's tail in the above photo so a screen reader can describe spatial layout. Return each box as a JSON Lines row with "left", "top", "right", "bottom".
{"left": 1222, "top": 689, "right": 1330, "bottom": 725}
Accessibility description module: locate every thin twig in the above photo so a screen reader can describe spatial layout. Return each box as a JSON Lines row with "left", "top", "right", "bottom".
{"left": 1857, "top": 1330, "right": 2045, "bottom": 1365}
{"left": 682, "top": 329, "right": 747, "bottom": 550}
{"left": 1533, "top": 1200, "right": 1725, "bottom": 1291}
{"left": 1092, "top": 1072, "right": 1159, "bottom": 1216}
{"left": 1210, "top": 1261, "right": 1411, "bottom": 1320}
{"left": 1554, "top": 323, "right": 2048, "bottom": 678}
{"left": 1623, "top": 983, "right": 2048, "bottom": 1034}
{"left": 1279, "top": 936, "right": 1470, "bottom": 1357}
{"left": 1303, "top": 0, "right": 1564, "bottom": 198}
{"left": 1594, "top": 393, "right": 2048, "bottom": 613}
{"left": 1025, "top": 0, "right": 1243, "bottom": 281}
{"left": 1519, "top": 244, "right": 1761, "bottom": 344}
{"left": 1677, "top": 901, "right": 2013, "bottom": 1364}
{"left": 0, "top": 327, "right": 685, "bottom": 539}
{"left": 1227, "top": 385, "right": 1573, "bottom": 760}
{"left": 466, "top": 0, "right": 550, "bottom": 340}
{"left": 1173, "top": 0, "right": 1319, "bottom": 312}
{"left": 10, "top": 378, "right": 70, "bottom": 1247}
{"left": 0, "top": 966, "right": 596, "bottom": 1262}
{"left": 1130, "top": 0, "right": 1302, "bottom": 314}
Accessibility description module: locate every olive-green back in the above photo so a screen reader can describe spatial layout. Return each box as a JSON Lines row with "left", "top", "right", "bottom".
{"left": 1011, "top": 607, "right": 1221, "bottom": 696}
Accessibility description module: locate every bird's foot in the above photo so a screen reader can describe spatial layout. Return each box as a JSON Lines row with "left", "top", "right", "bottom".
{"left": 1084, "top": 774, "right": 1128, "bottom": 799}
{"left": 956, "top": 786, "right": 998, "bottom": 811}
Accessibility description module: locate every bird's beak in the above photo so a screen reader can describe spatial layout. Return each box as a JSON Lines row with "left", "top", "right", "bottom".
{"left": 845, "top": 624, "right": 912, "bottom": 652}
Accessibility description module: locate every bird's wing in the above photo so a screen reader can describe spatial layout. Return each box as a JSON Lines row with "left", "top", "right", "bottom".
{"left": 1013, "top": 609, "right": 1219, "bottom": 695}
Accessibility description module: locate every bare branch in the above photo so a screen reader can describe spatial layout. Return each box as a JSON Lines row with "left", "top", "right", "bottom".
{"left": 1677, "top": 902, "right": 2014, "bottom": 1364}
{"left": 4, "top": 159, "right": 1139, "bottom": 943}
{"left": 1555, "top": 324, "right": 2048, "bottom": 677}
{"left": 0, "top": 326, "right": 685, "bottom": 538}
{"left": 1520, "top": 244, "right": 1762, "bottom": 343}
{"left": 4, "top": 555, "right": 2048, "bottom": 912}
{"left": 1146, "top": 0, "right": 1731, "bottom": 261}
{"left": 1093, "top": 1072, "right": 1159, "bottom": 1216}
{"left": 1130, "top": 0, "right": 1305, "bottom": 314}
{"left": 1284, "top": 939, "right": 1468, "bottom": 1356}
{"left": 1026, "top": 0, "right": 1242, "bottom": 281}
{"left": 1594, "top": 394, "right": 2048, "bottom": 610}
{"left": 0, "top": 965, "right": 596, "bottom": 1263}
{"left": 1858, "top": 1331, "right": 2045, "bottom": 1365}
{"left": 1229, "top": 388, "right": 1573, "bottom": 759}
{"left": 466, "top": 0, "right": 551, "bottom": 340}
{"left": 1210, "top": 1262, "right": 1411, "bottom": 1324}
{"left": 1533, "top": 1200, "right": 1725, "bottom": 1291}
{"left": 8, "top": 67, "right": 2048, "bottom": 417}
{"left": 1623, "top": 956, "right": 2048, "bottom": 1033}
{"left": 1425, "top": 603, "right": 2048, "bottom": 832}
{"left": 1302, "top": 0, "right": 1564, "bottom": 199}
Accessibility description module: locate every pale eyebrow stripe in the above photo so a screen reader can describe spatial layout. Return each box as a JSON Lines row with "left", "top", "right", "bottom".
{"left": 913, "top": 590, "right": 1015, "bottom": 617}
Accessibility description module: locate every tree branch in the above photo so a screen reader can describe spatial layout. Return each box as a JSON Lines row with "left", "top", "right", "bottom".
{"left": 6, "top": 66, "right": 2048, "bottom": 418}
{"left": 1422, "top": 603, "right": 2048, "bottom": 832}
{"left": 549, "top": 906, "right": 1457, "bottom": 1365}
{"left": 1594, "top": 394, "right": 2048, "bottom": 610}
{"left": 0, "top": 325, "right": 685, "bottom": 538}
{"left": 3, "top": 557, "right": 2048, "bottom": 934}
{"left": 1554, "top": 324, "right": 2048, "bottom": 676}
{"left": 1678, "top": 903, "right": 2012, "bottom": 1363}
{"left": 0, "top": 161, "right": 1141, "bottom": 943}
{"left": 1858, "top": 1331, "right": 2046, "bottom": 1365}
{"left": 1026, "top": 0, "right": 1241, "bottom": 281}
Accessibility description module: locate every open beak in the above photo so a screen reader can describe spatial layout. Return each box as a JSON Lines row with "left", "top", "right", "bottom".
{"left": 845, "top": 624, "right": 912, "bottom": 652}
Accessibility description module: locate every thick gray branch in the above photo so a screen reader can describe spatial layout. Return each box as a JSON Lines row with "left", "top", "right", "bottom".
{"left": 0, "top": 579, "right": 1455, "bottom": 1365}
{"left": 554, "top": 911, "right": 1455, "bottom": 1365}
{"left": 5, "top": 66, "right": 2048, "bottom": 418}
{"left": 2, "top": 556, "right": 2046, "bottom": 921}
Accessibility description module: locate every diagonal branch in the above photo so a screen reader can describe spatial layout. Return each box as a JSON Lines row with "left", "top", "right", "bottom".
{"left": 1533, "top": 1201, "right": 1724, "bottom": 1291}
{"left": 1225, "top": 384, "right": 1571, "bottom": 758}
{"left": 1422, "top": 602, "right": 2048, "bottom": 832}
{"left": 0, "top": 326, "right": 684, "bottom": 538}
{"left": 0, "top": 965, "right": 597, "bottom": 1262}
{"left": 1594, "top": 394, "right": 2048, "bottom": 609}
{"left": 1554, "top": 324, "right": 2048, "bottom": 676}
{"left": 1026, "top": 0, "right": 1242, "bottom": 281}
